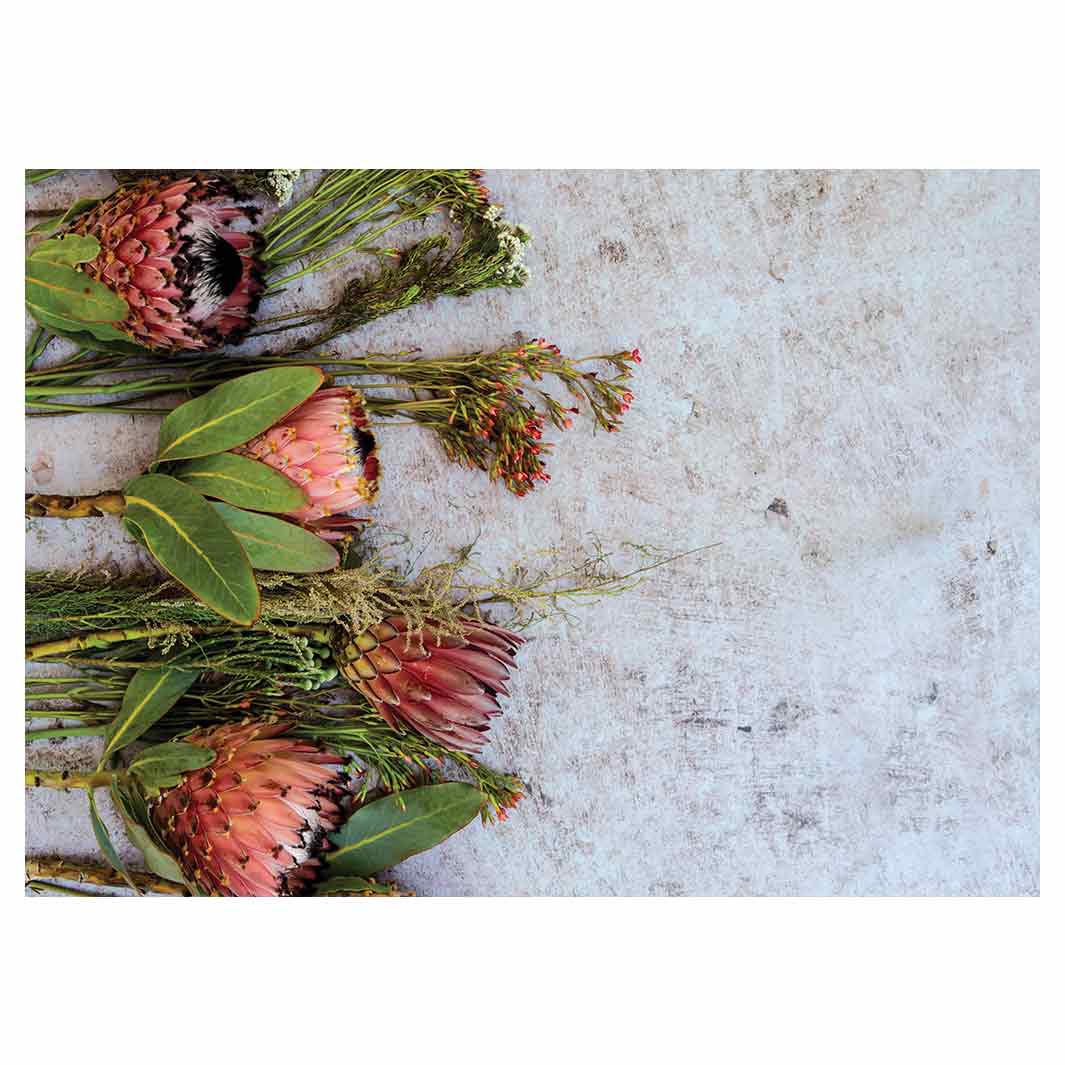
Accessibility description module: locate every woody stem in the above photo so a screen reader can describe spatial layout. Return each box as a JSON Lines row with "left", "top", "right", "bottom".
{"left": 25, "top": 768, "right": 122, "bottom": 791}
{"left": 25, "top": 492, "right": 126, "bottom": 518}
{"left": 26, "top": 856, "right": 186, "bottom": 896}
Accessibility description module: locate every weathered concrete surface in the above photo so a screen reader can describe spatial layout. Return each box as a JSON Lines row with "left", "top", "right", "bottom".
{"left": 25, "top": 170, "right": 1039, "bottom": 895}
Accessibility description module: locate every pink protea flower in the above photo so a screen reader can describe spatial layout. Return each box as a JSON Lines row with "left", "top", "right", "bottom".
{"left": 234, "top": 385, "right": 381, "bottom": 541}
{"left": 333, "top": 616, "right": 524, "bottom": 752}
{"left": 68, "top": 176, "right": 264, "bottom": 351}
{"left": 151, "top": 721, "right": 352, "bottom": 897}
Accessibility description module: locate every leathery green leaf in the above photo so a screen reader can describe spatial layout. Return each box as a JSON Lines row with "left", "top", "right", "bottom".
{"left": 129, "top": 741, "right": 215, "bottom": 796}
{"left": 174, "top": 452, "right": 306, "bottom": 513}
{"left": 123, "top": 474, "right": 259, "bottom": 625}
{"left": 25, "top": 308, "right": 149, "bottom": 353}
{"left": 154, "top": 366, "right": 324, "bottom": 462}
{"left": 326, "top": 783, "right": 484, "bottom": 877}
{"left": 102, "top": 666, "right": 198, "bottom": 760}
{"left": 26, "top": 257, "right": 127, "bottom": 324}
{"left": 28, "top": 233, "right": 101, "bottom": 265}
{"left": 211, "top": 502, "right": 339, "bottom": 573}
{"left": 88, "top": 791, "right": 139, "bottom": 893}
{"left": 111, "top": 780, "right": 186, "bottom": 885}
{"left": 26, "top": 197, "right": 101, "bottom": 236}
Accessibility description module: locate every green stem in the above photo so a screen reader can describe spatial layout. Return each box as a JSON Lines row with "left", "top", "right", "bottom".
{"left": 26, "top": 624, "right": 229, "bottom": 660}
{"left": 25, "top": 376, "right": 175, "bottom": 397}
{"left": 25, "top": 325, "right": 51, "bottom": 370}
{"left": 26, "top": 623, "right": 332, "bottom": 661}
{"left": 26, "top": 725, "right": 108, "bottom": 742}
{"left": 27, "top": 403, "right": 168, "bottom": 417}
{"left": 26, "top": 169, "right": 64, "bottom": 185}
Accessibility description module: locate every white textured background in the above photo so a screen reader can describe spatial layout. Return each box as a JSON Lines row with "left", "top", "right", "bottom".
{"left": 25, "top": 170, "right": 1039, "bottom": 896}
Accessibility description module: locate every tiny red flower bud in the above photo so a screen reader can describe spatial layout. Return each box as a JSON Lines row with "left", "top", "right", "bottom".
{"left": 563, "top": 418, "right": 573, "bottom": 429}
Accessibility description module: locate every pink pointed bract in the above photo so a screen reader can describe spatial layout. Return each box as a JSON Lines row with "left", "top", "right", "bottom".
{"left": 234, "top": 385, "right": 381, "bottom": 541}
{"left": 68, "top": 176, "right": 265, "bottom": 351}
{"left": 151, "top": 721, "right": 351, "bottom": 897}
{"left": 334, "top": 615, "right": 524, "bottom": 752}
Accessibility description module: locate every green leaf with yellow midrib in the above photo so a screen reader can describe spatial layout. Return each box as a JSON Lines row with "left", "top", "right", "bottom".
{"left": 175, "top": 452, "right": 307, "bottom": 512}
{"left": 211, "top": 502, "right": 339, "bottom": 573}
{"left": 102, "top": 666, "right": 198, "bottom": 759}
{"left": 325, "top": 783, "right": 484, "bottom": 877}
{"left": 155, "top": 366, "right": 323, "bottom": 462}
{"left": 123, "top": 474, "right": 259, "bottom": 625}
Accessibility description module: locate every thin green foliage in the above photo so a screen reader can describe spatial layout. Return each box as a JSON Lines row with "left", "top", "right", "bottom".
{"left": 27, "top": 540, "right": 703, "bottom": 647}
{"left": 264, "top": 213, "right": 530, "bottom": 352}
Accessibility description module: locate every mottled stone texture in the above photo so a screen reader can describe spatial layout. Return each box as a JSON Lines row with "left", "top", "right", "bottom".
{"left": 25, "top": 170, "right": 1039, "bottom": 895}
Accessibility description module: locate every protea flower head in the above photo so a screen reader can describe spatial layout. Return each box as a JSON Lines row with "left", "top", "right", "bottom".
{"left": 151, "top": 720, "right": 351, "bottom": 897}
{"left": 67, "top": 176, "right": 264, "bottom": 351}
{"left": 234, "top": 385, "right": 381, "bottom": 541}
{"left": 334, "top": 616, "right": 523, "bottom": 752}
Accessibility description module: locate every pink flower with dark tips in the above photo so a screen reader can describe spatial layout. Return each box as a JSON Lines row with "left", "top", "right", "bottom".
{"left": 234, "top": 385, "right": 380, "bottom": 542}
{"left": 69, "top": 176, "right": 265, "bottom": 351}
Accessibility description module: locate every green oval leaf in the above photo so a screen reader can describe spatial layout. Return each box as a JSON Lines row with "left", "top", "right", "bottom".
{"left": 26, "top": 257, "right": 128, "bottom": 324}
{"left": 88, "top": 791, "right": 139, "bottom": 894}
{"left": 155, "top": 366, "right": 324, "bottom": 463}
{"left": 25, "top": 309, "right": 150, "bottom": 354}
{"left": 27, "top": 197, "right": 102, "bottom": 236}
{"left": 111, "top": 780, "right": 186, "bottom": 885}
{"left": 174, "top": 452, "right": 306, "bottom": 513}
{"left": 102, "top": 666, "right": 199, "bottom": 760}
{"left": 124, "top": 474, "right": 260, "bottom": 625}
{"left": 211, "top": 502, "right": 339, "bottom": 573}
{"left": 326, "top": 783, "right": 484, "bottom": 877}
{"left": 123, "top": 515, "right": 149, "bottom": 549}
{"left": 28, "top": 234, "right": 101, "bottom": 265}
{"left": 129, "top": 740, "right": 215, "bottom": 796}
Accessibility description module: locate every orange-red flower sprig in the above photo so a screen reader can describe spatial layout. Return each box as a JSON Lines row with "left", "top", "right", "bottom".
{"left": 364, "top": 340, "right": 641, "bottom": 496}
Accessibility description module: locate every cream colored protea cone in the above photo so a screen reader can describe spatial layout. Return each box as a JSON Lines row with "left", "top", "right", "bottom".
{"left": 233, "top": 385, "right": 380, "bottom": 541}
{"left": 68, "top": 176, "right": 265, "bottom": 351}
{"left": 334, "top": 616, "right": 524, "bottom": 752}
{"left": 151, "top": 721, "right": 351, "bottom": 897}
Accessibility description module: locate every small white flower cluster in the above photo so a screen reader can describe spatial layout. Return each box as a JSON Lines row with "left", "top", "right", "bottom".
{"left": 264, "top": 169, "right": 302, "bottom": 206}
{"left": 487, "top": 208, "right": 532, "bottom": 285}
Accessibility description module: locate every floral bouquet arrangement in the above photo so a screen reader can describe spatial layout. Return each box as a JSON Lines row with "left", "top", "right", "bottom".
{"left": 25, "top": 169, "right": 528, "bottom": 355}
{"left": 25, "top": 544, "right": 678, "bottom": 896}
{"left": 24, "top": 169, "right": 657, "bottom": 897}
